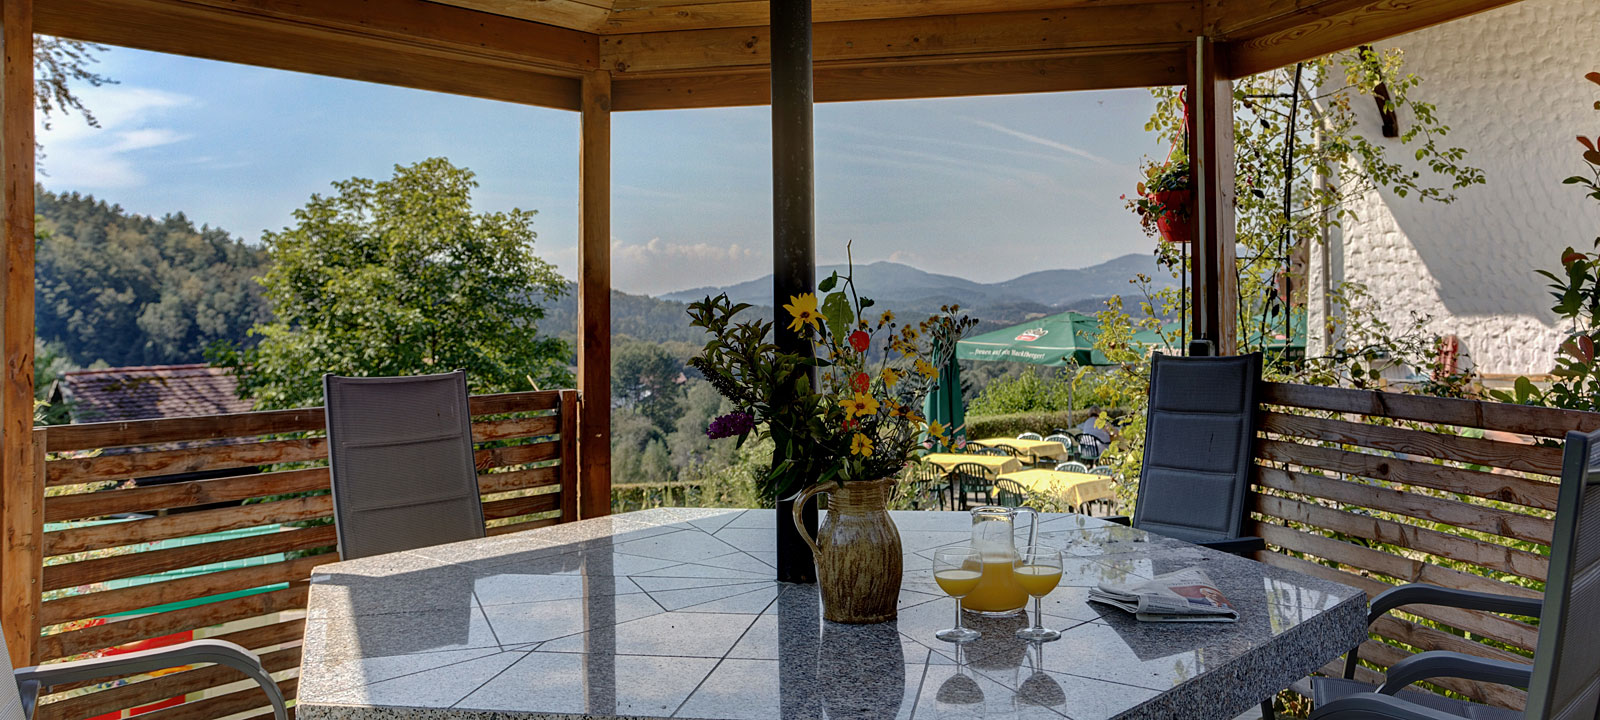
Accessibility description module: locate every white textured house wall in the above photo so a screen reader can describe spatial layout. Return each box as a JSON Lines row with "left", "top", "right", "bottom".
{"left": 1315, "top": 0, "right": 1600, "bottom": 376}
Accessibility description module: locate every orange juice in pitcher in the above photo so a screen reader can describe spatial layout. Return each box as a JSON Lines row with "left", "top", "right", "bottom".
{"left": 960, "top": 505, "right": 1038, "bottom": 616}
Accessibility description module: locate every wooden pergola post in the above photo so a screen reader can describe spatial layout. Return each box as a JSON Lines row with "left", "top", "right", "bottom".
{"left": 577, "top": 69, "right": 612, "bottom": 519}
{"left": 0, "top": 0, "right": 37, "bottom": 668}
{"left": 1187, "top": 36, "right": 1239, "bottom": 356}
{"left": 770, "top": 0, "right": 818, "bottom": 583}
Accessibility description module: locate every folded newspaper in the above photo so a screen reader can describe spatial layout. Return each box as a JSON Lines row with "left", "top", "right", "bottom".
{"left": 1087, "top": 567, "right": 1239, "bottom": 623}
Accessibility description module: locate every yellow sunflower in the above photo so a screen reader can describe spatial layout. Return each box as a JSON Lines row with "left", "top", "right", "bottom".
{"left": 841, "top": 392, "right": 880, "bottom": 419}
{"left": 927, "top": 420, "right": 948, "bottom": 441}
{"left": 784, "top": 293, "right": 821, "bottom": 333}
{"left": 879, "top": 310, "right": 895, "bottom": 326}
{"left": 850, "top": 433, "right": 874, "bottom": 457}
{"left": 914, "top": 358, "right": 939, "bottom": 379}
{"left": 881, "top": 367, "right": 901, "bottom": 389}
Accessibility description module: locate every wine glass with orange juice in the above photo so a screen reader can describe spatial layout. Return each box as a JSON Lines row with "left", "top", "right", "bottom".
{"left": 1014, "top": 545, "right": 1063, "bottom": 641}
{"left": 933, "top": 546, "right": 983, "bottom": 643}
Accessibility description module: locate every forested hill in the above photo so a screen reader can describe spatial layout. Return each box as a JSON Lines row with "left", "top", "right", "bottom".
{"left": 35, "top": 188, "right": 271, "bottom": 367}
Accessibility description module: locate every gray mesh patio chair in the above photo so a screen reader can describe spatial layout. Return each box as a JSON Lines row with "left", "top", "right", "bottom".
{"left": 1017, "top": 432, "right": 1043, "bottom": 441}
{"left": 1055, "top": 461, "right": 1089, "bottom": 473}
{"left": 324, "top": 370, "right": 486, "bottom": 560}
{"left": 1306, "top": 426, "right": 1600, "bottom": 720}
{"left": 1127, "top": 352, "right": 1265, "bottom": 557}
{"left": 0, "top": 628, "right": 285, "bottom": 720}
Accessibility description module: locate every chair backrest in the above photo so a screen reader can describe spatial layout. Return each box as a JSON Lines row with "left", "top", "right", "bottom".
{"left": 1090, "top": 466, "right": 1116, "bottom": 477}
{"left": 1054, "top": 461, "right": 1089, "bottom": 473}
{"left": 994, "top": 478, "right": 1028, "bottom": 508}
{"left": 0, "top": 627, "right": 28, "bottom": 720}
{"left": 1523, "top": 427, "right": 1600, "bottom": 720}
{"left": 1076, "top": 433, "right": 1104, "bottom": 460}
{"left": 1017, "top": 432, "right": 1043, "bottom": 441}
{"left": 324, "top": 371, "right": 486, "bottom": 560}
{"left": 952, "top": 462, "right": 994, "bottom": 506}
{"left": 1132, "top": 352, "right": 1262, "bottom": 545}
{"left": 1044, "top": 433, "right": 1074, "bottom": 447}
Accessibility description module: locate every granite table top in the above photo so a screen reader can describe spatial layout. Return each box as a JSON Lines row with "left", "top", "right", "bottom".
{"left": 297, "top": 509, "right": 1367, "bottom": 720}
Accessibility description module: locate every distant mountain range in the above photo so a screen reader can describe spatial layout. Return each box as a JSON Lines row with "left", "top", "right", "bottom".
{"left": 659, "top": 253, "right": 1176, "bottom": 321}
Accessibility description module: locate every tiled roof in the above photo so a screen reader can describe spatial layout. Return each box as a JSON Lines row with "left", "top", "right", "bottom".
{"left": 57, "top": 364, "right": 253, "bottom": 423}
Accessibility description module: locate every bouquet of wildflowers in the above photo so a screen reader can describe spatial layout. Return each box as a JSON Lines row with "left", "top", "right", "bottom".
{"left": 688, "top": 258, "right": 975, "bottom": 502}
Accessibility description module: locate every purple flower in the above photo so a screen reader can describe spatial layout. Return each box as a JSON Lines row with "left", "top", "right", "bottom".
{"left": 707, "top": 411, "right": 756, "bottom": 439}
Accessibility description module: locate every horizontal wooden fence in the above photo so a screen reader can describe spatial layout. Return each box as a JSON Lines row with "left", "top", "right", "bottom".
{"left": 16, "top": 389, "right": 579, "bottom": 720}
{"left": 1251, "top": 382, "right": 1600, "bottom": 709}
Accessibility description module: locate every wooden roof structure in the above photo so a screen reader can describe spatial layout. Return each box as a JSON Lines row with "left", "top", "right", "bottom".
{"left": 33, "top": 0, "right": 1522, "bottom": 112}
{"left": 0, "top": 0, "right": 1534, "bottom": 666}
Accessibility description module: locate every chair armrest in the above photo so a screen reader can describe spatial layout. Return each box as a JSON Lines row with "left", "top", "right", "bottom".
{"left": 1197, "top": 536, "right": 1266, "bottom": 557}
{"left": 1343, "top": 584, "right": 1541, "bottom": 679}
{"left": 1104, "top": 516, "right": 1131, "bottom": 526}
{"left": 16, "top": 640, "right": 287, "bottom": 720}
{"left": 1309, "top": 693, "right": 1470, "bottom": 720}
{"left": 1368, "top": 584, "right": 1542, "bottom": 625}
{"left": 1375, "top": 651, "right": 1532, "bottom": 695}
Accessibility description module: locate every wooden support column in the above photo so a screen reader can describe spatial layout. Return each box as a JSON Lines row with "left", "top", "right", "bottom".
{"left": 0, "top": 0, "right": 35, "bottom": 668}
{"left": 577, "top": 70, "right": 612, "bottom": 519}
{"left": 1186, "top": 36, "right": 1238, "bottom": 355}
{"left": 771, "top": 0, "right": 817, "bottom": 584}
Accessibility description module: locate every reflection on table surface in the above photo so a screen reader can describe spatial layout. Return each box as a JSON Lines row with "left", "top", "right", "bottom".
{"left": 298, "top": 508, "right": 1366, "bottom": 720}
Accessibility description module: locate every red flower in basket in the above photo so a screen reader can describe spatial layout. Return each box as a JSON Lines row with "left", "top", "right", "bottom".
{"left": 848, "top": 330, "right": 870, "bottom": 353}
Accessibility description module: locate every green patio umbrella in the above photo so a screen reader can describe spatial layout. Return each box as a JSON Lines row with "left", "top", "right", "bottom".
{"left": 955, "top": 311, "right": 1110, "bottom": 367}
{"left": 949, "top": 311, "right": 1118, "bottom": 433}
{"left": 923, "top": 341, "right": 966, "bottom": 451}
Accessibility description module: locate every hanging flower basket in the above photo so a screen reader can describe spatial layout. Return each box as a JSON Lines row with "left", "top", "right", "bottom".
{"left": 1150, "top": 189, "right": 1192, "bottom": 244}
{"left": 1130, "top": 159, "right": 1191, "bottom": 244}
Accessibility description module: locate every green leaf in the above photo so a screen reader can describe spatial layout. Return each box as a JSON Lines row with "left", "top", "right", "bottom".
{"left": 818, "top": 273, "right": 839, "bottom": 293}
{"left": 821, "top": 292, "right": 853, "bottom": 342}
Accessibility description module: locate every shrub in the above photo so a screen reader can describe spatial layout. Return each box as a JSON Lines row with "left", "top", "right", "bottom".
{"left": 964, "top": 409, "right": 1123, "bottom": 440}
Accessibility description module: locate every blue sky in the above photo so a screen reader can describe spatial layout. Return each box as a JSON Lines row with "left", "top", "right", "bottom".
{"left": 37, "top": 46, "right": 1167, "bottom": 296}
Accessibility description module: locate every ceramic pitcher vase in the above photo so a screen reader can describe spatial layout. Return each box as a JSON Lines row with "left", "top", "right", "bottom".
{"left": 792, "top": 477, "right": 904, "bottom": 623}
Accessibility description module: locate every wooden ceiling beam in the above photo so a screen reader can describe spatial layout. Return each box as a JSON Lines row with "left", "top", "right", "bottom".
{"left": 599, "top": 0, "right": 1157, "bottom": 34}
{"left": 610, "top": 46, "right": 1189, "bottom": 110}
{"left": 35, "top": 0, "right": 592, "bottom": 108}
{"left": 1222, "top": 0, "right": 1527, "bottom": 77}
{"left": 428, "top": 0, "right": 613, "bottom": 33}
{"left": 600, "top": 3, "right": 1200, "bottom": 74}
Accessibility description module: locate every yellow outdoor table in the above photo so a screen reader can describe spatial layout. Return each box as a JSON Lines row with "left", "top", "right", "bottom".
{"left": 921, "top": 453, "right": 1022, "bottom": 477}
{"left": 999, "top": 468, "right": 1115, "bottom": 509}
{"left": 975, "top": 437, "right": 1072, "bottom": 462}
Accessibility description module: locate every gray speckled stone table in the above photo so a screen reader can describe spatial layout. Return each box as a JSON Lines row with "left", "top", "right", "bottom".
{"left": 298, "top": 509, "right": 1366, "bottom": 720}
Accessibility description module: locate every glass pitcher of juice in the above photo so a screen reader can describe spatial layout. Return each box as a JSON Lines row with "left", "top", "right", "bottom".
{"left": 960, "top": 505, "right": 1039, "bottom": 616}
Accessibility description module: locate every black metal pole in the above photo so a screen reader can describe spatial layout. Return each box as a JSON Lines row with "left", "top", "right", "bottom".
{"left": 771, "top": 0, "right": 818, "bottom": 584}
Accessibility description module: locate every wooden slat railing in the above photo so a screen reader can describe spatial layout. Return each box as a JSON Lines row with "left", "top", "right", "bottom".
{"left": 21, "top": 388, "right": 579, "bottom": 720}
{"left": 1252, "top": 382, "right": 1600, "bottom": 710}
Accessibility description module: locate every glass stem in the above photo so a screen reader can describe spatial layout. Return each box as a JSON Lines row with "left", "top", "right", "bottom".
{"left": 954, "top": 598, "right": 964, "bottom": 630}
{"left": 1032, "top": 596, "right": 1043, "bottom": 631}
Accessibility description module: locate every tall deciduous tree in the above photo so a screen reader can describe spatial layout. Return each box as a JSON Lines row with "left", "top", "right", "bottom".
{"left": 214, "top": 158, "right": 571, "bottom": 409}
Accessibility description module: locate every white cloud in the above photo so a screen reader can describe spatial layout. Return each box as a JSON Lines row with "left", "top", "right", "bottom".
{"left": 612, "top": 237, "right": 765, "bottom": 295}
{"left": 37, "top": 86, "right": 195, "bottom": 188}
{"left": 966, "top": 118, "right": 1113, "bottom": 166}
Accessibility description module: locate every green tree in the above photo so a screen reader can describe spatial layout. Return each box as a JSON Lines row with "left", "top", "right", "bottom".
{"left": 1095, "top": 49, "right": 1483, "bottom": 504}
{"left": 612, "top": 339, "right": 684, "bottom": 433}
{"left": 215, "top": 158, "right": 571, "bottom": 409}
{"left": 35, "top": 189, "right": 271, "bottom": 367}
{"left": 1131, "top": 47, "right": 1483, "bottom": 370}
